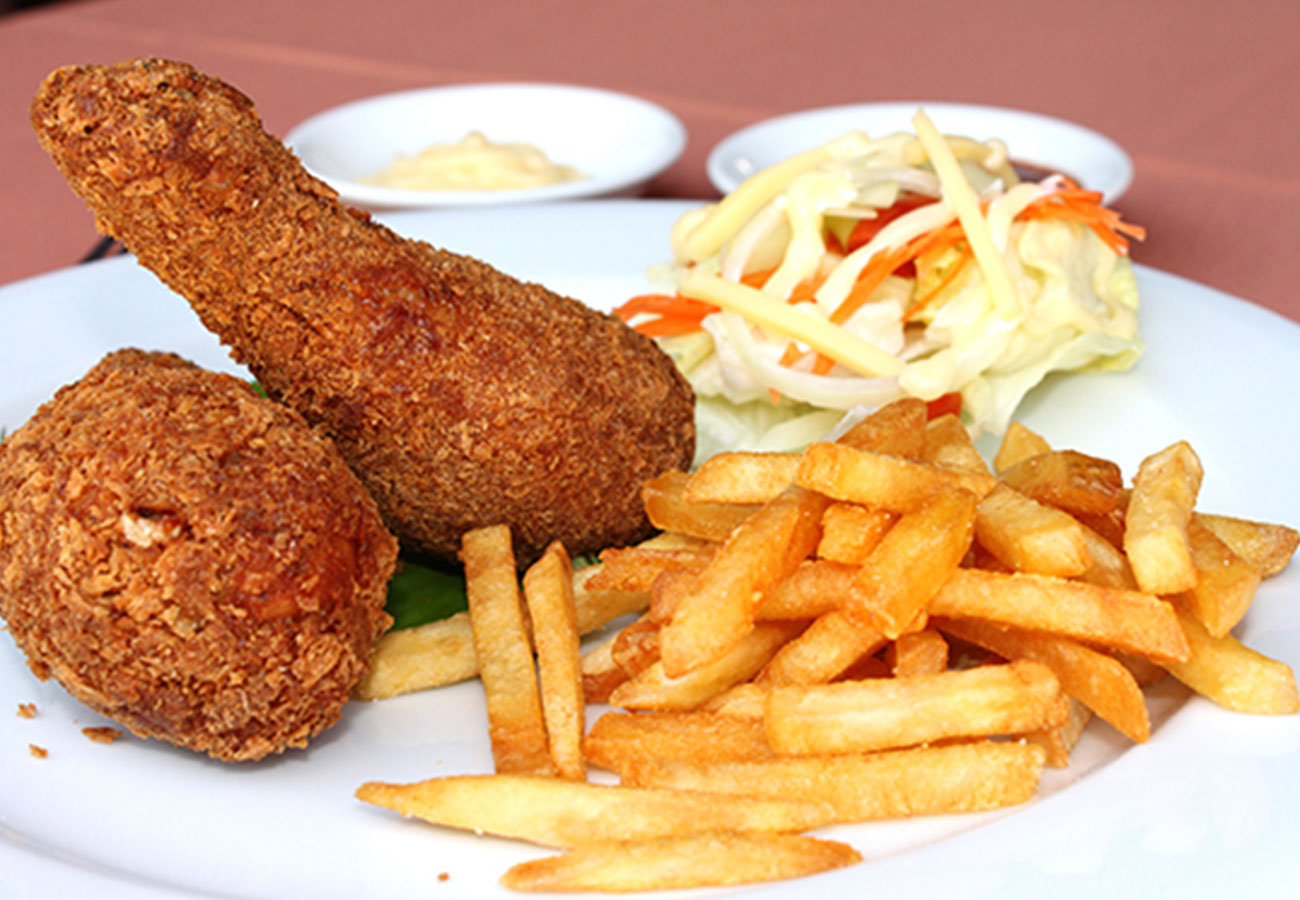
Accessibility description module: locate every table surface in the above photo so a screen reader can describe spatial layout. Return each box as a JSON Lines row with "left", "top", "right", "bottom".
{"left": 1, "top": 0, "right": 1297, "bottom": 326}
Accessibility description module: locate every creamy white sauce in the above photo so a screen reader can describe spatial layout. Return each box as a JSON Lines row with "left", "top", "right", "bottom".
{"left": 362, "top": 131, "right": 583, "bottom": 192}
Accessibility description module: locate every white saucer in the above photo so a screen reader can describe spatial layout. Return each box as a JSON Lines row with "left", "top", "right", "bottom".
{"left": 708, "top": 102, "right": 1133, "bottom": 202}
{"left": 286, "top": 83, "right": 686, "bottom": 209}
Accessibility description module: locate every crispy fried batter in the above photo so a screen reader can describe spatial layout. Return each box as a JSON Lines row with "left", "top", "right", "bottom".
{"left": 0, "top": 350, "right": 397, "bottom": 761}
{"left": 30, "top": 59, "right": 695, "bottom": 565}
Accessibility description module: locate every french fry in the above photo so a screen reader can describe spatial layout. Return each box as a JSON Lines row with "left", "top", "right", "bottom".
{"left": 659, "top": 486, "right": 827, "bottom": 677}
{"left": 1114, "top": 651, "right": 1169, "bottom": 687}
{"left": 935, "top": 617, "right": 1151, "bottom": 742}
{"left": 354, "top": 775, "right": 836, "bottom": 848}
{"left": 611, "top": 623, "right": 801, "bottom": 711}
{"left": 922, "top": 413, "right": 989, "bottom": 475}
{"left": 523, "top": 541, "right": 586, "bottom": 780}
{"left": 586, "top": 545, "right": 716, "bottom": 593}
{"left": 641, "top": 469, "right": 756, "bottom": 541}
{"left": 1162, "top": 609, "right": 1300, "bottom": 714}
{"left": 993, "top": 421, "right": 1052, "bottom": 473}
{"left": 636, "top": 531, "right": 720, "bottom": 551}
{"left": 755, "top": 610, "right": 888, "bottom": 687}
{"left": 928, "top": 568, "right": 1190, "bottom": 663}
{"left": 462, "top": 525, "right": 554, "bottom": 776}
{"left": 500, "top": 832, "right": 862, "bottom": 892}
{"left": 580, "top": 635, "right": 627, "bottom": 704}
{"left": 998, "top": 449, "right": 1125, "bottom": 516}
{"left": 1076, "top": 521, "right": 1139, "bottom": 589}
{"left": 1024, "top": 697, "right": 1094, "bottom": 767}
{"left": 572, "top": 564, "right": 652, "bottom": 633}
{"left": 610, "top": 615, "right": 662, "bottom": 678}
{"left": 796, "top": 442, "right": 996, "bottom": 512}
{"left": 815, "top": 502, "right": 897, "bottom": 564}
{"left": 846, "top": 487, "right": 977, "bottom": 638}
{"left": 646, "top": 567, "right": 703, "bottom": 622}
{"left": 753, "top": 560, "right": 849, "bottom": 620}
{"left": 835, "top": 396, "right": 928, "bottom": 456}
{"left": 1171, "top": 517, "right": 1262, "bottom": 638}
{"left": 974, "top": 483, "right": 1091, "bottom": 578}
{"left": 620, "top": 741, "right": 1046, "bottom": 822}
{"left": 701, "top": 682, "right": 770, "bottom": 719}
{"left": 1196, "top": 512, "right": 1299, "bottom": 578}
{"left": 835, "top": 652, "right": 894, "bottom": 681}
{"left": 354, "top": 611, "right": 479, "bottom": 700}
{"left": 764, "top": 659, "right": 1067, "bottom": 755}
{"left": 583, "top": 711, "right": 773, "bottom": 772}
{"left": 684, "top": 451, "right": 800, "bottom": 504}
{"left": 888, "top": 628, "right": 950, "bottom": 677}
{"left": 1124, "top": 441, "right": 1203, "bottom": 594}
{"left": 965, "top": 541, "right": 1013, "bottom": 573}
{"left": 1075, "top": 502, "right": 1129, "bottom": 551}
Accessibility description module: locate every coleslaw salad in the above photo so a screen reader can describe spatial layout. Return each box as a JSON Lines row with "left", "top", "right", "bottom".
{"left": 616, "top": 110, "right": 1145, "bottom": 462}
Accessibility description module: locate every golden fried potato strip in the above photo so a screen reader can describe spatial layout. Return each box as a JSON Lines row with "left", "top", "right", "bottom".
{"left": 620, "top": 741, "right": 1046, "bottom": 823}
{"left": 500, "top": 832, "right": 861, "bottom": 892}
{"left": 462, "top": 525, "right": 553, "bottom": 776}
{"left": 354, "top": 775, "right": 835, "bottom": 848}
{"left": 764, "top": 659, "right": 1067, "bottom": 754}
{"left": 1124, "top": 441, "right": 1203, "bottom": 594}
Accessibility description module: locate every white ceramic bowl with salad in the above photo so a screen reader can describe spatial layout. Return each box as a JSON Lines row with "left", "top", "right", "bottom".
{"left": 285, "top": 83, "right": 687, "bottom": 209}
{"left": 709, "top": 102, "right": 1134, "bottom": 203}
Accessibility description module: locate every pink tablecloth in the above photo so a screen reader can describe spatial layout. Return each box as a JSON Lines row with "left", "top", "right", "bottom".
{"left": 1, "top": 0, "right": 1297, "bottom": 325}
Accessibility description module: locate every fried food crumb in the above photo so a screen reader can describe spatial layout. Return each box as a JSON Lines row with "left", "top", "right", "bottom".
{"left": 82, "top": 726, "right": 123, "bottom": 744}
{"left": 17, "top": 702, "right": 37, "bottom": 719}
{"left": 29, "top": 743, "right": 48, "bottom": 759}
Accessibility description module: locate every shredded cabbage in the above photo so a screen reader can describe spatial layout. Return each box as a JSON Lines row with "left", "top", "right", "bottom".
{"left": 621, "top": 111, "right": 1144, "bottom": 463}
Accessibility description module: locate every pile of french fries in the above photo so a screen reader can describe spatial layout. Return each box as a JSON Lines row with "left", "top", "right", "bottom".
{"left": 357, "top": 398, "right": 1299, "bottom": 893}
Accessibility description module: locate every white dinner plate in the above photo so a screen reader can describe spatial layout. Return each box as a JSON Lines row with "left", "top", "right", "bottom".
{"left": 1, "top": 201, "right": 1297, "bottom": 899}
{"left": 285, "top": 83, "right": 686, "bottom": 209}
{"left": 708, "top": 102, "right": 1134, "bottom": 203}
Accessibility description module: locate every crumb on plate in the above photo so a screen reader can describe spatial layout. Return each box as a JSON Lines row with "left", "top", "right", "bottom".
{"left": 82, "top": 726, "right": 123, "bottom": 744}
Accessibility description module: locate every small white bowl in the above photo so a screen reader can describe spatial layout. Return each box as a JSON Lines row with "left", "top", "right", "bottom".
{"left": 708, "top": 101, "right": 1134, "bottom": 203}
{"left": 285, "top": 83, "right": 686, "bottom": 209}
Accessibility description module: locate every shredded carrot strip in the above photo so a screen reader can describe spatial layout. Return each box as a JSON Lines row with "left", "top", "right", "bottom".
{"left": 614, "top": 292, "right": 719, "bottom": 337}
{"left": 830, "top": 245, "right": 911, "bottom": 325}
{"left": 904, "top": 254, "right": 970, "bottom": 323}
{"left": 740, "top": 268, "right": 776, "bottom": 288}
{"left": 1019, "top": 183, "right": 1146, "bottom": 254}
{"left": 830, "top": 222, "right": 967, "bottom": 326}
{"left": 632, "top": 316, "right": 712, "bottom": 337}
{"left": 844, "top": 194, "right": 939, "bottom": 252}
{"left": 787, "top": 274, "right": 826, "bottom": 306}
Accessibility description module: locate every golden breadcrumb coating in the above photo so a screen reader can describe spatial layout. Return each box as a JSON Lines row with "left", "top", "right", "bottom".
{"left": 0, "top": 349, "right": 397, "bottom": 761}
{"left": 30, "top": 59, "right": 695, "bottom": 566}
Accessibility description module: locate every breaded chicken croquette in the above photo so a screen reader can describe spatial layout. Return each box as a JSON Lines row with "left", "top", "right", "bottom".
{"left": 30, "top": 59, "right": 696, "bottom": 566}
{"left": 0, "top": 349, "right": 397, "bottom": 762}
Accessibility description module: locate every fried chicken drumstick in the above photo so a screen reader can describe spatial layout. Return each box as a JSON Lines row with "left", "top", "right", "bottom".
{"left": 0, "top": 350, "right": 397, "bottom": 761}
{"left": 31, "top": 59, "right": 695, "bottom": 565}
